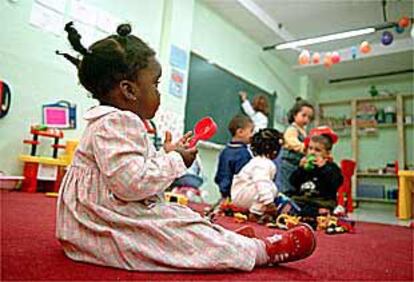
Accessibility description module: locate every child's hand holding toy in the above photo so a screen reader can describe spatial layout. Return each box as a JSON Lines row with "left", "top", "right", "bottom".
{"left": 301, "top": 154, "right": 327, "bottom": 170}
{"left": 163, "top": 131, "right": 198, "bottom": 168}
{"left": 303, "top": 154, "right": 316, "bottom": 170}
{"left": 163, "top": 131, "right": 192, "bottom": 152}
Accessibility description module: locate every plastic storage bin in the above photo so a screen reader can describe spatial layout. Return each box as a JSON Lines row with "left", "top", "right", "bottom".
{"left": 0, "top": 176, "right": 25, "bottom": 190}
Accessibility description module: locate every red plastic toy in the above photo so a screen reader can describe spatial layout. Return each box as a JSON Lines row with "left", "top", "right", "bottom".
{"left": 188, "top": 117, "right": 217, "bottom": 148}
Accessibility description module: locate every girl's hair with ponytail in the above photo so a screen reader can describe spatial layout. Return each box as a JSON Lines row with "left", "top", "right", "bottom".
{"left": 56, "top": 22, "right": 155, "bottom": 100}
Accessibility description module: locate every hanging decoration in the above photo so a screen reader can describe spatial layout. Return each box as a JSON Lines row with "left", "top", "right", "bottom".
{"left": 395, "top": 25, "right": 405, "bottom": 33}
{"left": 351, "top": 46, "right": 358, "bottom": 59}
{"left": 398, "top": 16, "right": 410, "bottom": 28}
{"left": 323, "top": 52, "right": 333, "bottom": 68}
{"left": 331, "top": 51, "right": 341, "bottom": 64}
{"left": 298, "top": 50, "right": 310, "bottom": 65}
{"left": 311, "top": 52, "right": 320, "bottom": 64}
{"left": 291, "top": 4, "right": 412, "bottom": 68}
{"left": 359, "top": 41, "right": 371, "bottom": 54}
{"left": 381, "top": 31, "right": 394, "bottom": 45}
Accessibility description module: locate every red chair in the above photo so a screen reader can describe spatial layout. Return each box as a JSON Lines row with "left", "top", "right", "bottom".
{"left": 337, "top": 159, "right": 356, "bottom": 213}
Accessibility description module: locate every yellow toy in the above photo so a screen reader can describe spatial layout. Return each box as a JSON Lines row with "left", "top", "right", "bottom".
{"left": 19, "top": 126, "right": 79, "bottom": 193}
{"left": 317, "top": 215, "right": 338, "bottom": 231}
{"left": 273, "top": 214, "right": 301, "bottom": 230}
{"left": 234, "top": 212, "right": 248, "bottom": 223}
{"left": 164, "top": 192, "right": 188, "bottom": 206}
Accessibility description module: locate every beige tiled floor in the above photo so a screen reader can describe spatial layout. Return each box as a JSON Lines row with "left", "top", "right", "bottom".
{"left": 349, "top": 202, "right": 413, "bottom": 226}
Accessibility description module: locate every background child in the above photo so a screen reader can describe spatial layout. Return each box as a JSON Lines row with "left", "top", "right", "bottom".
{"left": 214, "top": 114, "right": 254, "bottom": 199}
{"left": 276, "top": 97, "right": 314, "bottom": 195}
{"left": 239, "top": 91, "right": 269, "bottom": 132}
{"left": 289, "top": 131, "right": 343, "bottom": 220}
{"left": 56, "top": 22, "right": 316, "bottom": 271}
{"left": 231, "top": 128, "right": 283, "bottom": 218}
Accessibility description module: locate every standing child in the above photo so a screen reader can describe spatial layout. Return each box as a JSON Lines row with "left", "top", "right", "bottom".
{"left": 231, "top": 129, "right": 283, "bottom": 219}
{"left": 277, "top": 98, "right": 314, "bottom": 195}
{"left": 56, "top": 22, "right": 316, "bottom": 271}
{"left": 239, "top": 91, "right": 269, "bottom": 132}
{"left": 289, "top": 127, "right": 343, "bottom": 219}
{"left": 214, "top": 114, "right": 254, "bottom": 199}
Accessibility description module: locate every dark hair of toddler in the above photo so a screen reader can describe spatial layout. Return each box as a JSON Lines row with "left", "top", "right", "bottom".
{"left": 310, "top": 134, "right": 333, "bottom": 151}
{"left": 250, "top": 128, "right": 283, "bottom": 159}
{"left": 228, "top": 114, "right": 253, "bottom": 136}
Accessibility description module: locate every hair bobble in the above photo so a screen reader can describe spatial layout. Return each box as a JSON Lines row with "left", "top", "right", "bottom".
{"left": 117, "top": 24, "right": 132, "bottom": 37}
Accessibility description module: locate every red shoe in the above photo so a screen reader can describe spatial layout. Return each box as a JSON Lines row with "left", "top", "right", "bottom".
{"left": 263, "top": 223, "right": 316, "bottom": 264}
{"left": 234, "top": 225, "right": 256, "bottom": 238}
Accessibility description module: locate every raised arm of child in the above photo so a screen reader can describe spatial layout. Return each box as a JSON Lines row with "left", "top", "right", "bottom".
{"left": 239, "top": 91, "right": 268, "bottom": 131}
{"left": 239, "top": 91, "right": 255, "bottom": 116}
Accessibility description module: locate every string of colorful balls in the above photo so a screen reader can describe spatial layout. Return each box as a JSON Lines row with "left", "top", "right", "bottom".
{"left": 298, "top": 16, "right": 412, "bottom": 68}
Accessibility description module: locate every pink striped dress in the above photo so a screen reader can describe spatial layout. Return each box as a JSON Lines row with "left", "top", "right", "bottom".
{"left": 56, "top": 106, "right": 265, "bottom": 271}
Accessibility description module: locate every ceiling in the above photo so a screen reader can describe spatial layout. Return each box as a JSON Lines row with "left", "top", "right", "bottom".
{"left": 202, "top": 0, "right": 414, "bottom": 82}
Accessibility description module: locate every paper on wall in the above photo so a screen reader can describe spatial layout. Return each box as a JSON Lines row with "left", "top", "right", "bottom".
{"left": 35, "top": 0, "right": 66, "bottom": 13}
{"left": 69, "top": 0, "right": 97, "bottom": 26}
{"left": 70, "top": 21, "right": 96, "bottom": 47}
{"left": 30, "top": 2, "right": 65, "bottom": 36}
{"left": 96, "top": 10, "right": 121, "bottom": 33}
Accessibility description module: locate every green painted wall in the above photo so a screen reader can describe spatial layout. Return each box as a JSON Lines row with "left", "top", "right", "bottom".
{"left": 0, "top": 0, "right": 165, "bottom": 175}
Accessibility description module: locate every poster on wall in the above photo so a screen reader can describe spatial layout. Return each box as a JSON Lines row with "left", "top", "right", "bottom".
{"left": 30, "top": 2, "right": 64, "bottom": 36}
{"left": 169, "top": 68, "right": 185, "bottom": 98}
{"left": 96, "top": 10, "right": 121, "bottom": 33}
{"left": 35, "top": 0, "right": 66, "bottom": 13}
{"left": 69, "top": 0, "right": 98, "bottom": 26}
{"left": 170, "top": 45, "right": 188, "bottom": 70}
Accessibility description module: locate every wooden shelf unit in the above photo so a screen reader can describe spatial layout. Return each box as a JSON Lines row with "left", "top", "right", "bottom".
{"left": 356, "top": 172, "right": 397, "bottom": 178}
{"left": 316, "top": 94, "right": 413, "bottom": 202}
{"left": 355, "top": 197, "right": 397, "bottom": 204}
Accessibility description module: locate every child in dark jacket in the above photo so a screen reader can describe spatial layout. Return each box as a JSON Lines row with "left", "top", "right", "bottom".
{"left": 289, "top": 129, "right": 343, "bottom": 218}
{"left": 215, "top": 114, "right": 254, "bottom": 199}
